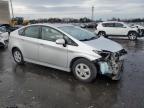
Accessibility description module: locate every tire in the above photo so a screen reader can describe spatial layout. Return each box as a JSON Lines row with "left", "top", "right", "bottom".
{"left": 128, "top": 32, "right": 138, "bottom": 41}
{"left": 98, "top": 31, "right": 108, "bottom": 38}
{"left": 72, "top": 58, "right": 97, "bottom": 83}
{"left": 0, "top": 43, "right": 5, "bottom": 49}
{"left": 12, "top": 48, "right": 24, "bottom": 65}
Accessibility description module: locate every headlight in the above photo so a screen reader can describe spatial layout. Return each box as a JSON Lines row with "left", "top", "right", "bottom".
{"left": 93, "top": 50, "right": 111, "bottom": 59}
{"left": 92, "top": 50, "right": 101, "bottom": 55}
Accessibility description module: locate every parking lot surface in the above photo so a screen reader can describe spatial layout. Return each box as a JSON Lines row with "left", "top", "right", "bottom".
{"left": 0, "top": 38, "right": 144, "bottom": 108}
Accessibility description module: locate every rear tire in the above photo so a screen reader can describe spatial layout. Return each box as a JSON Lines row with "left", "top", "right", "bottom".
{"left": 128, "top": 32, "right": 138, "bottom": 41}
{"left": 12, "top": 48, "right": 24, "bottom": 65}
{"left": 98, "top": 31, "right": 108, "bottom": 38}
{"left": 72, "top": 58, "right": 97, "bottom": 83}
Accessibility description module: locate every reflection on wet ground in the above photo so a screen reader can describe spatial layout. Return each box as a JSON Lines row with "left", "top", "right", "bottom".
{"left": 0, "top": 38, "right": 144, "bottom": 108}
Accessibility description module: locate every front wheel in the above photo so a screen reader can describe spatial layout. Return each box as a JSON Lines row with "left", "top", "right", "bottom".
{"left": 128, "top": 32, "right": 138, "bottom": 41}
{"left": 72, "top": 58, "right": 97, "bottom": 83}
{"left": 12, "top": 49, "right": 24, "bottom": 65}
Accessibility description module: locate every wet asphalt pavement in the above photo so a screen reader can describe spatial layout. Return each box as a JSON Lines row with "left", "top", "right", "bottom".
{"left": 0, "top": 38, "right": 144, "bottom": 108}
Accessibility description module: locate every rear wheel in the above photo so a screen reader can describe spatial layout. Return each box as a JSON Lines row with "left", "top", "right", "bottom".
{"left": 72, "top": 58, "right": 97, "bottom": 83}
{"left": 12, "top": 48, "right": 24, "bottom": 65}
{"left": 128, "top": 32, "right": 138, "bottom": 41}
{"left": 98, "top": 31, "right": 108, "bottom": 38}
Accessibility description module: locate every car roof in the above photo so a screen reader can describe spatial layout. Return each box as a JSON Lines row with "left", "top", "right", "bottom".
{"left": 30, "top": 23, "right": 73, "bottom": 28}
{"left": 101, "top": 21, "right": 124, "bottom": 24}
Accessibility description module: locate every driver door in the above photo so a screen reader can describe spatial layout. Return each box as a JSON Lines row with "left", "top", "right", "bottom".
{"left": 38, "top": 26, "right": 68, "bottom": 68}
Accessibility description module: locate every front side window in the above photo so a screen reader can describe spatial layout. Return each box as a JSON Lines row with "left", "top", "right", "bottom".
{"left": 23, "top": 26, "right": 40, "bottom": 39}
{"left": 64, "top": 36, "right": 77, "bottom": 46}
{"left": 42, "top": 26, "right": 63, "bottom": 42}
{"left": 115, "top": 23, "right": 124, "bottom": 28}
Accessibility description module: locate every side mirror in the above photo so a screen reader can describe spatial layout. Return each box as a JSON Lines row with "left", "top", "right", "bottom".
{"left": 56, "top": 39, "right": 66, "bottom": 45}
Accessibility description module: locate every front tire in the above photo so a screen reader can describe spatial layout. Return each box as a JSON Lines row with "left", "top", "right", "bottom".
{"left": 12, "top": 49, "right": 24, "bottom": 65}
{"left": 72, "top": 58, "right": 97, "bottom": 83}
{"left": 128, "top": 32, "right": 138, "bottom": 41}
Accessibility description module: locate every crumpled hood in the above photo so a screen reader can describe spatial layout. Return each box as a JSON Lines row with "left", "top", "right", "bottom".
{"left": 83, "top": 37, "right": 123, "bottom": 52}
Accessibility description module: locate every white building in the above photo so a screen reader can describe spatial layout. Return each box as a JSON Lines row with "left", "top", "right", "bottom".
{"left": 0, "top": 0, "right": 10, "bottom": 24}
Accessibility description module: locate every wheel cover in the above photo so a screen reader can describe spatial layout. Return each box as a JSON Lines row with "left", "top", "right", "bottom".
{"left": 99, "top": 32, "right": 105, "bottom": 36}
{"left": 75, "top": 63, "right": 91, "bottom": 80}
{"left": 129, "top": 33, "right": 136, "bottom": 40}
{"left": 14, "top": 51, "right": 22, "bottom": 62}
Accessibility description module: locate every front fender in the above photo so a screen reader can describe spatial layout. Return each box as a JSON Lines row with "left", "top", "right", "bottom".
{"left": 67, "top": 52, "right": 101, "bottom": 68}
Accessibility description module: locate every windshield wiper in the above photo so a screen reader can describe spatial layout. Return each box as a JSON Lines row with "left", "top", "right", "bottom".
{"left": 80, "top": 36, "right": 97, "bottom": 41}
{"left": 80, "top": 38, "right": 89, "bottom": 41}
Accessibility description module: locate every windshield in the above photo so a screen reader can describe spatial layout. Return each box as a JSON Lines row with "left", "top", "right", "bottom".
{"left": 59, "top": 26, "right": 98, "bottom": 41}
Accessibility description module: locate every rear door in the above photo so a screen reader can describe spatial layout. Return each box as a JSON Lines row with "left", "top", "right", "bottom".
{"left": 19, "top": 26, "right": 41, "bottom": 61}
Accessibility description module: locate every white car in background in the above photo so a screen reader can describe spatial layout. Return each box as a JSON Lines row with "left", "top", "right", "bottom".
{"left": 132, "top": 24, "right": 144, "bottom": 36}
{"left": 0, "top": 26, "right": 9, "bottom": 48}
{"left": 9, "top": 24, "right": 127, "bottom": 82}
{"left": 95, "top": 21, "right": 142, "bottom": 41}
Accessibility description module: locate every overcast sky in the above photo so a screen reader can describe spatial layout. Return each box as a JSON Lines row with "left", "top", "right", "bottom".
{"left": 7, "top": 0, "right": 144, "bottom": 20}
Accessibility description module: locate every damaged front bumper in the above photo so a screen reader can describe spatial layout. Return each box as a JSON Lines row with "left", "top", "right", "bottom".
{"left": 98, "top": 60, "right": 124, "bottom": 80}
{"left": 95, "top": 49, "right": 127, "bottom": 80}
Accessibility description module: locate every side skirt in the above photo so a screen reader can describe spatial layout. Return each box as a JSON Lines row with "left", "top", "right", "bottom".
{"left": 24, "top": 58, "right": 71, "bottom": 72}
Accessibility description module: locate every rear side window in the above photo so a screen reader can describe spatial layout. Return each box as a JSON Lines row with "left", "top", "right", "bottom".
{"left": 102, "top": 23, "right": 115, "bottom": 27}
{"left": 23, "top": 26, "right": 40, "bottom": 39}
